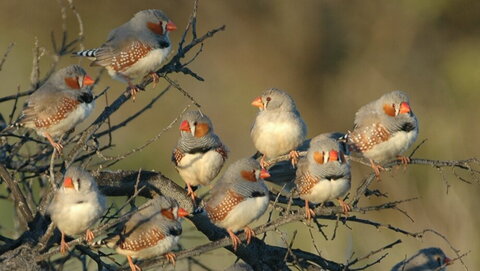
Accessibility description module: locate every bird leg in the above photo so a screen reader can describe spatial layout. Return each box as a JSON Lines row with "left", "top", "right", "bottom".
{"left": 45, "top": 133, "right": 63, "bottom": 154}
{"left": 127, "top": 81, "right": 144, "bottom": 102}
{"left": 185, "top": 183, "right": 197, "bottom": 201}
{"left": 244, "top": 226, "right": 255, "bottom": 245}
{"left": 397, "top": 155, "right": 410, "bottom": 171}
{"left": 127, "top": 255, "right": 141, "bottom": 271}
{"left": 85, "top": 229, "right": 95, "bottom": 243}
{"left": 259, "top": 154, "right": 268, "bottom": 169}
{"left": 227, "top": 229, "right": 241, "bottom": 251}
{"left": 164, "top": 252, "right": 176, "bottom": 265}
{"left": 145, "top": 72, "right": 160, "bottom": 88}
{"left": 289, "top": 150, "right": 300, "bottom": 167}
{"left": 304, "top": 200, "right": 315, "bottom": 221}
{"left": 60, "top": 232, "right": 70, "bottom": 254}
{"left": 369, "top": 159, "right": 384, "bottom": 179}
{"left": 337, "top": 198, "right": 351, "bottom": 215}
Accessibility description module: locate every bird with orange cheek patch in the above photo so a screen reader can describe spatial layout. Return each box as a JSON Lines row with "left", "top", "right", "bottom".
{"left": 205, "top": 158, "right": 270, "bottom": 251}
{"left": 250, "top": 88, "right": 307, "bottom": 168}
{"left": 96, "top": 196, "right": 189, "bottom": 271}
{"left": 346, "top": 91, "right": 418, "bottom": 177}
{"left": 295, "top": 133, "right": 351, "bottom": 220}
{"left": 74, "top": 9, "right": 177, "bottom": 101}
{"left": 391, "top": 247, "right": 453, "bottom": 271}
{"left": 172, "top": 111, "right": 228, "bottom": 200}
{"left": 8, "top": 65, "right": 95, "bottom": 153}
{"left": 48, "top": 167, "right": 106, "bottom": 254}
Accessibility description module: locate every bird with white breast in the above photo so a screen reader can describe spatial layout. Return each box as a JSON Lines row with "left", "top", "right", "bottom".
{"left": 10, "top": 65, "right": 95, "bottom": 153}
{"left": 48, "top": 166, "right": 106, "bottom": 254}
{"left": 295, "top": 133, "right": 351, "bottom": 220}
{"left": 172, "top": 110, "right": 228, "bottom": 200}
{"left": 74, "top": 9, "right": 177, "bottom": 101}
{"left": 250, "top": 88, "right": 307, "bottom": 168}
{"left": 346, "top": 91, "right": 418, "bottom": 176}
{"left": 205, "top": 158, "right": 270, "bottom": 251}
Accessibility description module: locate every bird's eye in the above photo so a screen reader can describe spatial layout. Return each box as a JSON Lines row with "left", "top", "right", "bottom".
{"left": 436, "top": 257, "right": 442, "bottom": 265}
{"left": 266, "top": 97, "right": 271, "bottom": 102}
{"left": 193, "top": 121, "right": 198, "bottom": 126}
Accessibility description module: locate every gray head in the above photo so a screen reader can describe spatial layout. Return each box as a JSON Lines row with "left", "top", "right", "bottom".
{"left": 251, "top": 88, "right": 298, "bottom": 112}
{"left": 391, "top": 247, "right": 452, "bottom": 271}
{"left": 306, "top": 134, "right": 350, "bottom": 178}
{"left": 48, "top": 65, "right": 94, "bottom": 91}
{"left": 376, "top": 91, "right": 413, "bottom": 118}
{"left": 146, "top": 196, "right": 189, "bottom": 221}
{"left": 222, "top": 158, "right": 270, "bottom": 184}
{"left": 179, "top": 111, "right": 215, "bottom": 138}
{"left": 129, "top": 9, "right": 176, "bottom": 35}
{"left": 61, "top": 166, "right": 98, "bottom": 192}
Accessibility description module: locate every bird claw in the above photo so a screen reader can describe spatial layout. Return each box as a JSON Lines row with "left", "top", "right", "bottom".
{"left": 397, "top": 155, "right": 410, "bottom": 171}
{"left": 85, "top": 229, "right": 95, "bottom": 243}
{"left": 60, "top": 233, "right": 69, "bottom": 254}
{"left": 45, "top": 133, "right": 63, "bottom": 154}
{"left": 260, "top": 155, "right": 268, "bottom": 169}
{"left": 186, "top": 184, "right": 197, "bottom": 201}
{"left": 304, "top": 200, "right": 315, "bottom": 222}
{"left": 164, "top": 252, "right": 176, "bottom": 265}
{"left": 370, "top": 159, "right": 384, "bottom": 179}
{"left": 148, "top": 72, "right": 160, "bottom": 88}
{"left": 128, "top": 83, "right": 144, "bottom": 102}
{"left": 227, "top": 229, "right": 241, "bottom": 251}
{"left": 289, "top": 150, "right": 300, "bottom": 167}
{"left": 127, "top": 255, "right": 141, "bottom": 271}
{"left": 244, "top": 226, "right": 255, "bottom": 245}
{"left": 337, "top": 198, "right": 351, "bottom": 215}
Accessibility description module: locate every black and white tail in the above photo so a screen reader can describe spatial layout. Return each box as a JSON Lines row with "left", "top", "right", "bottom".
{"left": 73, "top": 48, "right": 99, "bottom": 58}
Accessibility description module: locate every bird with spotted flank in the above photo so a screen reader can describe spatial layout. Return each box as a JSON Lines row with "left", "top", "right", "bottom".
{"left": 95, "top": 196, "right": 188, "bottom": 271}
{"left": 346, "top": 91, "right": 418, "bottom": 176}
{"left": 74, "top": 9, "right": 177, "bottom": 101}
{"left": 172, "top": 111, "right": 228, "bottom": 200}
{"left": 9, "top": 65, "right": 95, "bottom": 153}
{"left": 205, "top": 158, "right": 270, "bottom": 251}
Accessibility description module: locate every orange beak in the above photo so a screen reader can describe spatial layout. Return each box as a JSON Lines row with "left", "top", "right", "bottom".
{"left": 260, "top": 168, "right": 270, "bottom": 179}
{"left": 177, "top": 208, "right": 189, "bottom": 217}
{"left": 179, "top": 120, "right": 190, "bottom": 132}
{"left": 166, "top": 21, "right": 177, "bottom": 31}
{"left": 63, "top": 177, "right": 74, "bottom": 189}
{"left": 83, "top": 75, "right": 94, "bottom": 86}
{"left": 399, "top": 102, "right": 411, "bottom": 114}
{"left": 251, "top": 97, "right": 264, "bottom": 108}
{"left": 329, "top": 150, "right": 339, "bottom": 162}
{"left": 444, "top": 257, "right": 453, "bottom": 265}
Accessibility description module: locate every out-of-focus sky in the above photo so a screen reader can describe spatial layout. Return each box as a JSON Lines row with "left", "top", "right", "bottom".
{"left": 0, "top": 0, "right": 479, "bottom": 270}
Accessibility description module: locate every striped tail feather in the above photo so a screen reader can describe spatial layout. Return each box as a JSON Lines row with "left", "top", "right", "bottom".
{"left": 73, "top": 48, "right": 99, "bottom": 58}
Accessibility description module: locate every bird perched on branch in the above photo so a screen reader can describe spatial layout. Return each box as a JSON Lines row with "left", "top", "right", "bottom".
{"left": 250, "top": 88, "right": 307, "bottom": 168}
{"left": 48, "top": 166, "right": 106, "bottom": 254}
{"left": 10, "top": 65, "right": 95, "bottom": 153}
{"left": 391, "top": 247, "right": 452, "bottom": 271}
{"left": 172, "top": 111, "right": 228, "bottom": 200}
{"left": 74, "top": 9, "right": 177, "bottom": 101}
{"left": 205, "top": 158, "right": 270, "bottom": 251}
{"left": 346, "top": 91, "right": 418, "bottom": 176}
{"left": 96, "top": 196, "right": 188, "bottom": 271}
{"left": 295, "top": 133, "right": 351, "bottom": 220}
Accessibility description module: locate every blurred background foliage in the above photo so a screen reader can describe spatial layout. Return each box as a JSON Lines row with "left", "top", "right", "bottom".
{"left": 0, "top": 0, "right": 479, "bottom": 270}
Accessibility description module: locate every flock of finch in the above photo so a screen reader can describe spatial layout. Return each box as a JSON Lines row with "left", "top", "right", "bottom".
{"left": 2, "top": 8, "right": 454, "bottom": 271}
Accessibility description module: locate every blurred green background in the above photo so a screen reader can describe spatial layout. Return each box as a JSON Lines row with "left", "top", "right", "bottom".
{"left": 0, "top": 0, "right": 479, "bottom": 270}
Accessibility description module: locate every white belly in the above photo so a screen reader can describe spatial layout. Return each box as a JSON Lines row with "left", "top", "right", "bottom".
{"left": 117, "top": 235, "right": 179, "bottom": 259}
{"left": 300, "top": 178, "right": 351, "bottom": 204}
{"left": 41, "top": 101, "right": 94, "bottom": 138}
{"left": 364, "top": 129, "right": 418, "bottom": 162}
{"left": 252, "top": 117, "right": 304, "bottom": 158}
{"left": 53, "top": 200, "right": 103, "bottom": 236}
{"left": 109, "top": 47, "right": 171, "bottom": 82}
{"left": 177, "top": 150, "right": 225, "bottom": 186}
{"left": 217, "top": 195, "right": 269, "bottom": 232}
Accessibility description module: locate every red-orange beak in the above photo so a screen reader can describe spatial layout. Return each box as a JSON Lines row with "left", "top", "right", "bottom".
{"left": 260, "top": 168, "right": 270, "bottom": 179}
{"left": 179, "top": 120, "right": 190, "bottom": 132}
{"left": 251, "top": 97, "right": 264, "bottom": 108}
{"left": 83, "top": 75, "right": 94, "bottom": 86}
{"left": 63, "top": 177, "right": 74, "bottom": 189}
{"left": 177, "top": 208, "right": 189, "bottom": 217}
{"left": 399, "top": 102, "right": 411, "bottom": 114}
{"left": 329, "top": 150, "right": 338, "bottom": 162}
{"left": 166, "top": 21, "right": 177, "bottom": 31}
{"left": 444, "top": 257, "right": 453, "bottom": 265}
